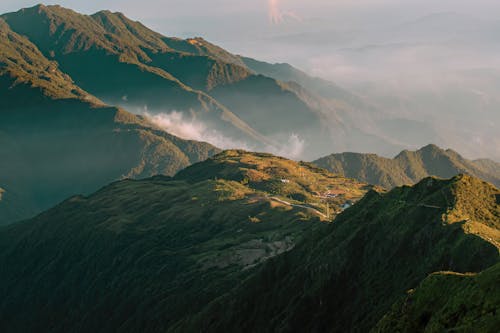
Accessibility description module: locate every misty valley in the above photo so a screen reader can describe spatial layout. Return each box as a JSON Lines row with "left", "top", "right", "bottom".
{"left": 0, "top": 2, "right": 499, "bottom": 333}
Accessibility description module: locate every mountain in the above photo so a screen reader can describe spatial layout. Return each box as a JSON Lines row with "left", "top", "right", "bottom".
{"left": 1, "top": 4, "right": 419, "bottom": 160}
{"left": 374, "top": 262, "right": 500, "bottom": 332}
{"left": 0, "top": 5, "right": 269, "bottom": 146}
{"left": 0, "top": 150, "right": 371, "bottom": 332}
{"left": 314, "top": 144, "right": 500, "bottom": 189}
{"left": 1, "top": 5, "right": 346, "bottom": 156}
{"left": 239, "top": 56, "right": 440, "bottom": 156}
{"left": 241, "top": 56, "right": 369, "bottom": 104}
{"left": 0, "top": 18, "right": 219, "bottom": 225}
{"left": 0, "top": 148, "right": 497, "bottom": 332}
{"left": 184, "top": 174, "right": 499, "bottom": 332}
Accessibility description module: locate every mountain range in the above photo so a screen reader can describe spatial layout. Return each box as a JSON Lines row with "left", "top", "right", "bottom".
{"left": 0, "top": 14, "right": 220, "bottom": 224}
{"left": 0, "top": 151, "right": 497, "bottom": 332}
{"left": 2, "top": 4, "right": 440, "bottom": 161}
{"left": 0, "top": 4, "right": 499, "bottom": 332}
{"left": 314, "top": 144, "right": 500, "bottom": 189}
{"left": 0, "top": 4, "right": 394, "bottom": 225}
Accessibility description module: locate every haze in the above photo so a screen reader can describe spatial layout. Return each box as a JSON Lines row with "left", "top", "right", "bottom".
{"left": 2, "top": 0, "right": 499, "bottom": 160}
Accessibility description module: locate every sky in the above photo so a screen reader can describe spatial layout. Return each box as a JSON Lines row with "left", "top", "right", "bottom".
{"left": 1, "top": 1, "right": 499, "bottom": 66}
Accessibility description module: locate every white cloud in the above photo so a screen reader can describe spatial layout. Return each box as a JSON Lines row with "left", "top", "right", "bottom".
{"left": 145, "top": 111, "right": 306, "bottom": 159}
{"left": 271, "top": 134, "right": 305, "bottom": 159}
{"left": 144, "top": 111, "right": 252, "bottom": 150}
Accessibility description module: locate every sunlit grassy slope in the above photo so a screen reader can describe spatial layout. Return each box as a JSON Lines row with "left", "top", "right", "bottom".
{"left": 182, "top": 175, "right": 499, "bottom": 332}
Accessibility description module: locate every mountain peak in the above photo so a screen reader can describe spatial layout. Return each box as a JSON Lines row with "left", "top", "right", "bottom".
{"left": 315, "top": 145, "right": 500, "bottom": 189}
{"left": 418, "top": 143, "right": 444, "bottom": 154}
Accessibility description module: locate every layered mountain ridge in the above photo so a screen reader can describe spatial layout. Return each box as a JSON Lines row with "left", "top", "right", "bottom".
{"left": 1, "top": 4, "right": 417, "bottom": 160}
{"left": 314, "top": 144, "right": 500, "bottom": 189}
{"left": 0, "top": 3, "right": 420, "bottom": 224}
{"left": 1, "top": 4, "right": 332, "bottom": 154}
{"left": 0, "top": 15, "right": 220, "bottom": 225}
{"left": 0, "top": 4, "right": 498, "bottom": 333}
{"left": 0, "top": 151, "right": 497, "bottom": 332}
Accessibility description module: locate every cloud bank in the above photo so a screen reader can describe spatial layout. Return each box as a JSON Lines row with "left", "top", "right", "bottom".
{"left": 145, "top": 111, "right": 306, "bottom": 159}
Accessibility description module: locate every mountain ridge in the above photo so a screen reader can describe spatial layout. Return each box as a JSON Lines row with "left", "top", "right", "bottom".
{"left": 0, "top": 16, "right": 220, "bottom": 225}
{"left": 1, "top": 4, "right": 415, "bottom": 159}
{"left": 314, "top": 144, "right": 500, "bottom": 189}
{"left": 0, "top": 151, "right": 371, "bottom": 332}
{"left": 182, "top": 174, "right": 499, "bottom": 332}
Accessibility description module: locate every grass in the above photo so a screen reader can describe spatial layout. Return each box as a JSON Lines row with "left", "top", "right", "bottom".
{"left": 181, "top": 174, "right": 499, "bottom": 333}
{"left": 0, "top": 153, "right": 344, "bottom": 331}
{"left": 374, "top": 262, "right": 500, "bottom": 332}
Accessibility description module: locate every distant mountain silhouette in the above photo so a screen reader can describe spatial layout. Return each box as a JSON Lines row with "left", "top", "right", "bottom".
{"left": 314, "top": 144, "right": 500, "bottom": 189}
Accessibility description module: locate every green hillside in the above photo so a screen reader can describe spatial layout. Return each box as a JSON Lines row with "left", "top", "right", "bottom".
{"left": 0, "top": 18, "right": 219, "bottom": 225}
{"left": 374, "top": 262, "right": 500, "bottom": 332}
{"left": 175, "top": 150, "right": 373, "bottom": 214}
{"left": 183, "top": 174, "right": 499, "bottom": 332}
{"left": 314, "top": 144, "right": 500, "bottom": 189}
{"left": 0, "top": 151, "right": 369, "bottom": 332}
{"left": 0, "top": 147, "right": 497, "bottom": 332}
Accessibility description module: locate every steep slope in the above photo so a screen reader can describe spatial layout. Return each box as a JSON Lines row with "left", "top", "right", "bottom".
{"left": 1, "top": 5, "right": 268, "bottom": 147}
{"left": 86, "top": 10, "right": 348, "bottom": 155}
{"left": 184, "top": 175, "right": 499, "bottom": 332}
{"left": 0, "top": 19, "right": 219, "bottom": 224}
{"left": 2, "top": 5, "right": 346, "bottom": 156}
{"left": 374, "top": 262, "right": 500, "bottom": 332}
{"left": 0, "top": 151, "right": 370, "bottom": 332}
{"left": 314, "top": 144, "right": 500, "bottom": 189}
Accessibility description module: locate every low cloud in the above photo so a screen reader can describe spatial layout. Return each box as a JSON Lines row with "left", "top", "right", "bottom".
{"left": 144, "top": 111, "right": 252, "bottom": 150}
{"left": 144, "top": 110, "right": 306, "bottom": 160}
{"left": 271, "top": 134, "right": 305, "bottom": 159}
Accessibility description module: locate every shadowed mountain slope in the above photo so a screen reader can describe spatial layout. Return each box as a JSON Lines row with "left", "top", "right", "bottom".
{"left": 314, "top": 144, "right": 500, "bottom": 189}
{"left": 1, "top": 5, "right": 343, "bottom": 154}
{"left": 0, "top": 19, "right": 219, "bottom": 225}
{"left": 1, "top": 5, "right": 270, "bottom": 146}
{"left": 0, "top": 151, "right": 370, "bottom": 332}
{"left": 181, "top": 174, "right": 499, "bottom": 332}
